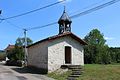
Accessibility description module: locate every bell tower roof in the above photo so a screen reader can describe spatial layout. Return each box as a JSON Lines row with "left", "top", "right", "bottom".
{"left": 58, "top": 7, "right": 72, "bottom": 34}
{"left": 58, "top": 7, "right": 72, "bottom": 24}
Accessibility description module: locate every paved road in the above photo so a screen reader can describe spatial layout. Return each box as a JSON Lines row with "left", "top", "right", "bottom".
{"left": 0, "top": 62, "right": 54, "bottom": 80}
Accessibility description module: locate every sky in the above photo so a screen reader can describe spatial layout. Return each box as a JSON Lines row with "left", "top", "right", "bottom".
{"left": 0, "top": 0, "right": 120, "bottom": 50}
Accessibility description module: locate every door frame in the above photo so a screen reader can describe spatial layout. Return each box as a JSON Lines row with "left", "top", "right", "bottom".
{"left": 65, "top": 46, "right": 72, "bottom": 64}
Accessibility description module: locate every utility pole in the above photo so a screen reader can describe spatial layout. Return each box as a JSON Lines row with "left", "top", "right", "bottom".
{"left": 24, "top": 29, "right": 28, "bottom": 66}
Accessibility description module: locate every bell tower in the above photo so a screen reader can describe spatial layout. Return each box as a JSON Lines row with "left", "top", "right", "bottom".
{"left": 58, "top": 7, "right": 72, "bottom": 34}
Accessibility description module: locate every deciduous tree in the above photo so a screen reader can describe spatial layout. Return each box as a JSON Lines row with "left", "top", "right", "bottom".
{"left": 7, "top": 37, "right": 33, "bottom": 61}
{"left": 84, "top": 29, "right": 111, "bottom": 64}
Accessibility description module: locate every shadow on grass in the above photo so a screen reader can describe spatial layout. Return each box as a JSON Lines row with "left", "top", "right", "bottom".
{"left": 11, "top": 66, "right": 48, "bottom": 74}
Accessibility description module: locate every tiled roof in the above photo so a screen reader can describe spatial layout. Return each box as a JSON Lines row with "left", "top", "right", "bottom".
{"left": 4, "top": 45, "right": 15, "bottom": 51}
{"left": 27, "top": 32, "right": 87, "bottom": 48}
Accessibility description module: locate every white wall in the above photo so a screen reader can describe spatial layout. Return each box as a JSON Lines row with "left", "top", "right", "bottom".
{"left": 27, "top": 41, "right": 48, "bottom": 70}
{"left": 48, "top": 36, "right": 84, "bottom": 72}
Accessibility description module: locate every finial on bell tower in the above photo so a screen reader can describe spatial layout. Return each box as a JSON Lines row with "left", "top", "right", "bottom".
{"left": 64, "top": 5, "right": 66, "bottom": 13}
{"left": 58, "top": 6, "right": 72, "bottom": 34}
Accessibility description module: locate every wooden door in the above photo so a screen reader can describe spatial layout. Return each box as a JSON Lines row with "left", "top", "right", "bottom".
{"left": 65, "top": 46, "right": 71, "bottom": 64}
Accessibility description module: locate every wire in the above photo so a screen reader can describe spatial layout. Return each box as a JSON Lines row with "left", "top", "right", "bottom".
{"left": 5, "top": 20, "right": 23, "bottom": 29}
{"left": 0, "top": 15, "right": 23, "bottom": 30}
{"left": 27, "top": 0, "right": 120, "bottom": 31}
{"left": 71, "top": 0, "right": 120, "bottom": 19}
{"left": 0, "top": 10, "right": 1, "bottom": 14}
{"left": 28, "top": 22, "right": 57, "bottom": 30}
{"left": 69, "top": 0, "right": 106, "bottom": 15}
{"left": 1, "top": 0, "right": 66, "bottom": 20}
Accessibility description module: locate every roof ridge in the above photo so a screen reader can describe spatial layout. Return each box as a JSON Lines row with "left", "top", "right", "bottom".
{"left": 27, "top": 32, "right": 87, "bottom": 48}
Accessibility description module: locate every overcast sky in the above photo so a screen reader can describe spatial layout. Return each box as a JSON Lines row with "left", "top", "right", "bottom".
{"left": 0, "top": 0, "right": 120, "bottom": 49}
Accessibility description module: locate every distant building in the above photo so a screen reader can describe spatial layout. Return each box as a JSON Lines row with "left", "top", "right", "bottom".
{"left": 4, "top": 44, "right": 15, "bottom": 53}
{"left": 4, "top": 44, "right": 15, "bottom": 60}
{"left": 27, "top": 9, "right": 87, "bottom": 73}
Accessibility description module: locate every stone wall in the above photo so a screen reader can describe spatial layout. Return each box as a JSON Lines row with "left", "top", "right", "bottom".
{"left": 27, "top": 41, "right": 48, "bottom": 70}
{"left": 48, "top": 36, "right": 84, "bottom": 72}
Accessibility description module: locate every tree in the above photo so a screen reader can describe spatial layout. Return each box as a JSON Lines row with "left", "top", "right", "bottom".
{"left": 84, "top": 29, "right": 111, "bottom": 64}
{"left": 0, "top": 51, "right": 6, "bottom": 61}
{"left": 7, "top": 46, "right": 24, "bottom": 60}
{"left": 109, "top": 47, "right": 120, "bottom": 63}
{"left": 7, "top": 37, "right": 33, "bottom": 61}
{"left": 16, "top": 37, "right": 33, "bottom": 46}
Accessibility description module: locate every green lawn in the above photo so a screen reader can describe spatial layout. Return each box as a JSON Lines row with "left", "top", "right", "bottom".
{"left": 48, "top": 64, "right": 120, "bottom": 80}
{"left": 47, "top": 69, "right": 72, "bottom": 80}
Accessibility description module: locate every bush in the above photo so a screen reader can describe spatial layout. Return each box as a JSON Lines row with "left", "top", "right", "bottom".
{"left": 6, "top": 60, "right": 23, "bottom": 67}
{"left": 0, "top": 53, "right": 6, "bottom": 61}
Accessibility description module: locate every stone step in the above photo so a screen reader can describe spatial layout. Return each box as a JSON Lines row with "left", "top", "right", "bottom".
{"left": 72, "top": 71, "right": 82, "bottom": 75}
{"left": 72, "top": 70, "right": 83, "bottom": 73}
{"left": 72, "top": 69, "right": 83, "bottom": 72}
{"left": 68, "top": 67, "right": 82, "bottom": 69}
{"left": 66, "top": 65, "right": 83, "bottom": 80}
{"left": 68, "top": 65, "right": 81, "bottom": 67}
{"left": 69, "top": 74, "right": 80, "bottom": 77}
{"left": 61, "top": 65, "right": 82, "bottom": 69}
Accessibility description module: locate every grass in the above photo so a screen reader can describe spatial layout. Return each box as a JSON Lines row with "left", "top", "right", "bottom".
{"left": 47, "top": 69, "right": 72, "bottom": 80}
{"left": 47, "top": 64, "right": 120, "bottom": 80}
{"left": 78, "top": 64, "right": 120, "bottom": 80}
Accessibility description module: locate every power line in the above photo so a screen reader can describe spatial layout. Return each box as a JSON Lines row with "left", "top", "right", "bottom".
{"left": 1, "top": 0, "right": 66, "bottom": 20}
{"left": 0, "top": 10, "right": 2, "bottom": 14}
{"left": 5, "top": 20, "right": 23, "bottom": 29}
{"left": 27, "top": 0, "right": 120, "bottom": 31}
{"left": 0, "top": 15, "right": 23, "bottom": 30}
{"left": 71, "top": 0, "right": 120, "bottom": 19}
{"left": 28, "top": 22, "right": 57, "bottom": 30}
{"left": 69, "top": 0, "right": 107, "bottom": 15}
